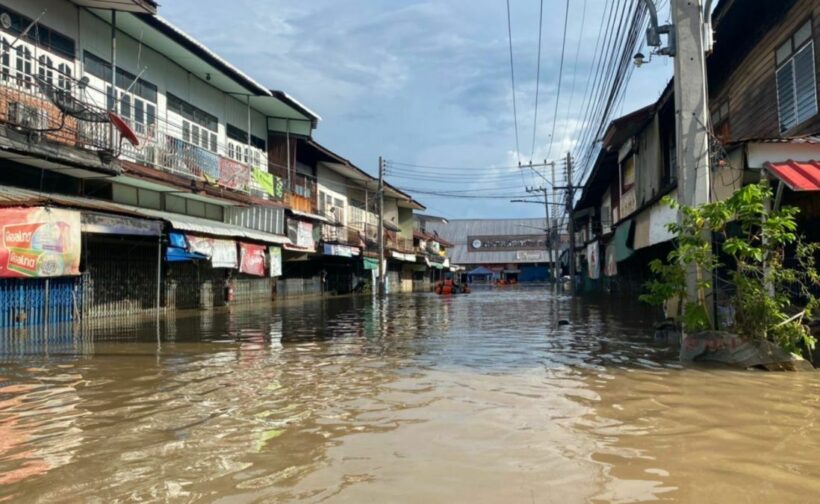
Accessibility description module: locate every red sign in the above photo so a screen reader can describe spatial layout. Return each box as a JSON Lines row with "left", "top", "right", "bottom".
{"left": 239, "top": 242, "right": 266, "bottom": 276}
{"left": 0, "top": 207, "right": 81, "bottom": 278}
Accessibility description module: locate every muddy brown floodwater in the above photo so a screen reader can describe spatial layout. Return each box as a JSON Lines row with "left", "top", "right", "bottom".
{"left": 2, "top": 288, "right": 820, "bottom": 503}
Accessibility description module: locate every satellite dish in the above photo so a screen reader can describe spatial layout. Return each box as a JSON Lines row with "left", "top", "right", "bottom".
{"left": 0, "top": 13, "right": 11, "bottom": 30}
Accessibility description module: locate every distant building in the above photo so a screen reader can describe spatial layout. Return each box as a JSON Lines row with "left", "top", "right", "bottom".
{"left": 419, "top": 217, "right": 564, "bottom": 282}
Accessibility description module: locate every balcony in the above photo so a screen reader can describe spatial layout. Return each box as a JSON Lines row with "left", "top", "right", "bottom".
{"left": 0, "top": 71, "right": 119, "bottom": 173}
{"left": 0, "top": 59, "right": 289, "bottom": 197}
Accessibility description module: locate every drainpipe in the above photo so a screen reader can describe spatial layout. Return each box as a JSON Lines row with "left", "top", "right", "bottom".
{"left": 285, "top": 119, "right": 291, "bottom": 192}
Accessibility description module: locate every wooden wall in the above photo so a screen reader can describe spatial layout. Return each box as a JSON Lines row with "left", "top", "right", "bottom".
{"left": 709, "top": 0, "right": 820, "bottom": 141}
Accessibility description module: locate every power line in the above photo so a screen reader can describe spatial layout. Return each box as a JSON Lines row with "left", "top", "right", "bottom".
{"left": 505, "top": 0, "right": 522, "bottom": 167}
{"left": 561, "top": 0, "right": 588, "bottom": 151}
{"left": 529, "top": 0, "right": 545, "bottom": 160}
{"left": 545, "top": 0, "right": 572, "bottom": 162}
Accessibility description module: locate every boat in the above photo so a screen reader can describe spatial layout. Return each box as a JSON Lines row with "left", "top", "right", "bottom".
{"left": 435, "top": 279, "right": 470, "bottom": 295}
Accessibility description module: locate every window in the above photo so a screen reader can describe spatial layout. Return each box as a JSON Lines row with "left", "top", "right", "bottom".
{"left": 1, "top": 6, "right": 75, "bottom": 59}
{"left": 112, "top": 184, "right": 138, "bottom": 206}
{"left": 187, "top": 200, "right": 206, "bottom": 217}
{"left": 165, "top": 194, "right": 186, "bottom": 214}
{"left": 1, "top": 38, "right": 10, "bottom": 82}
{"left": 57, "top": 62, "right": 71, "bottom": 92}
{"left": 776, "top": 20, "right": 817, "bottom": 133}
{"left": 37, "top": 54, "right": 53, "bottom": 86}
{"left": 15, "top": 45, "right": 32, "bottom": 89}
{"left": 621, "top": 156, "right": 635, "bottom": 193}
{"left": 711, "top": 100, "right": 731, "bottom": 143}
{"left": 82, "top": 52, "right": 157, "bottom": 103}
{"left": 120, "top": 94, "right": 131, "bottom": 119}
{"left": 167, "top": 93, "right": 217, "bottom": 131}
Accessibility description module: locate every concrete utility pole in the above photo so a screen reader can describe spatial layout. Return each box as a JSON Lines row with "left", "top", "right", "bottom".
{"left": 671, "top": 0, "right": 712, "bottom": 319}
{"left": 526, "top": 185, "right": 553, "bottom": 282}
{"left": 377, "top": 156, "right": 386, "bottom": 297}
{"left": 565, "top": 152, "right": 576, "bottom": 293}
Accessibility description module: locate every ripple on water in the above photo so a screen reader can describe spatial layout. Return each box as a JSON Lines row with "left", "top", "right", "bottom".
{"left": 0, "top": 289, "right": 819, "bottom": 503}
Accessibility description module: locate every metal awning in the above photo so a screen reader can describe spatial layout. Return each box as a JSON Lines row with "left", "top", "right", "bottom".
{"left": 288, "top": 208, "right": 330, "bottom": 223}
{"left": 72, "top": 0, "right": 156, "bottom": 14}
{"left": 764, "top": 160, "right": 820, "bottom": 192}
{"left": 132, "top": 208, "right": 291, "bottom": 245}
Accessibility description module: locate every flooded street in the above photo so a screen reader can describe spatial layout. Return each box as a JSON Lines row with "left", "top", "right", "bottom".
{"left": 2, "top": 288, "right": 820, "bottom": 503}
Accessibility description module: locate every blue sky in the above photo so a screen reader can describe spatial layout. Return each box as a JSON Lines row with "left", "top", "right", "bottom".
{"left": 161, "top": 0, "right": 673, "bottom": 219}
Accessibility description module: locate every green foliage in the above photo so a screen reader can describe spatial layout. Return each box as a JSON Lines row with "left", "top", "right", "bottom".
{"left": 641, "top": 181, "right": 820, "bottom": 354}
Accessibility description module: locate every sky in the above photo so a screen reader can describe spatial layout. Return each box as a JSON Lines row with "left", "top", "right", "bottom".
{"left": 161, "top": 0, "right": 674, "bottom": 219}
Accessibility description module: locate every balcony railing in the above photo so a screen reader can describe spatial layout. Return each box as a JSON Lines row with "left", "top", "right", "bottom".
{"left": 0, "top": 72, "right": 116, "bottom": 158}
{"left": 0, "top": 62, "right": 291, "bottom": 197}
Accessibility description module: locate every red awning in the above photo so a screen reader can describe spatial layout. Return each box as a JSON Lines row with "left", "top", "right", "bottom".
{"left": 765, "top": 160, "right": 820, "bottom": 191}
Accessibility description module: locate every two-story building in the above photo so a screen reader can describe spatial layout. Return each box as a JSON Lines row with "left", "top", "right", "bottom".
{"left": 0, "top": 0, "right": 321, "bottom": 327}
{"left": 573, "top": 0, "right": 820, "bottom": 293}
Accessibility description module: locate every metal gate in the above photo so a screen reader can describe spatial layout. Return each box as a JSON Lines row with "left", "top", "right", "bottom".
{"left": 0, "top": 277, "right": 82, "bottom": 329}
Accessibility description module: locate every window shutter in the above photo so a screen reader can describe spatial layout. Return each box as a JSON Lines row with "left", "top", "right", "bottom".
{"left": 777, "top": 60, "right": 797, "bottom": 133}
{"left": 794, "top": 42, "right": 818, "bottom": 125}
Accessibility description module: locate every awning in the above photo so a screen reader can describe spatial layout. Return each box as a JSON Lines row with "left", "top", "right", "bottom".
{"left": 613, "top": 220, "right": 634, "bottom": 262}
{"left": 384, "top": 221, "right": 401, "bottom": 232}
{"left": 764, "top": 160, "right": 820, "bottom": 191}
{"left": 134, "top": 208, "right": 291, "bottom": 246}
{"left": 288, "top": 208, "right": 330, "bottom": 223}
{"left": 363, "top": 257, "right": 379, "bottom": 270}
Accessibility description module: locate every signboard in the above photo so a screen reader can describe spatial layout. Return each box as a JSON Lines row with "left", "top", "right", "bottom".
{"left": 269, "top": 246, "right": 282, "bottom": 277}
{"left": 468, "top": 234, "right": 546, "bottom": 252}
{"left": 587, "top": 241, "right": 600, "bottom": 280}
{"left": 604, "top": 243, "right": 618, "bottom": 277}
{"left": 187, "top": 235, "right": 238, "bottom": 268}
{"left": 323, "top": 244, "right": 360, "bottom": 257}
{"left": 516, "top": 250, "right": 547, "bottom": 261}
{"left": 239, "top": 242, "right": 266, "bottom": 276}
{"left": 219, "top": 157, "right": 250, "bottom": 191}
{"left": 81, "top": 212, "right": 162, "bottom": 236}
{"left": 620, "top": 187, "right": 637, "bottom": 219}
{"left": 287, "top": 219, "right": 314, "bottom": 250}
{"left": 0, "top": 207, "right": 81, "bottom": 278}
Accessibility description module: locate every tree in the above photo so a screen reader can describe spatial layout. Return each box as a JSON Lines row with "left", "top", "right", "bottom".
{"left": 640, "top": 182, "right": 819, "bottom": 354}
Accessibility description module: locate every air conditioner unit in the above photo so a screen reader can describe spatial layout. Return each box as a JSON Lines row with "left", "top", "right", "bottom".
{"left": 8, "top": 101, "right": 47, "bottom": 131}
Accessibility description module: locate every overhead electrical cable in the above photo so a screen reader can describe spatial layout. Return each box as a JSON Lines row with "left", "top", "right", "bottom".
{"left": 529, "top": 0, "right": 545, "bottom": 160}
{"left": 544, "top": 0, "right": 572, "bottom": 162}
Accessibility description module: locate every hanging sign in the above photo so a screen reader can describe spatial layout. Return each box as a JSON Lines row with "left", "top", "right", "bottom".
{"left": 269, "top": 246, "right": 282, "bottom": 277}
{"left": 239, "top": 242, "right": 266, "bottom": 276}
{"left": 0, "top": 207, "right": 81, "bottom": 278}
{"left": 287, "top": 220, "right": 314, "bottom": 250}
{"left": 587, "top": 241, "right": 600, "bottom": 280}
{"left": 187, "top": 234, "right": 238, "bottom": 268}
{"left": 252, "top": 168, "right": 275, "bottom": 197}
{"left": 604, "top": 243, "right": 618, "bottom": 277}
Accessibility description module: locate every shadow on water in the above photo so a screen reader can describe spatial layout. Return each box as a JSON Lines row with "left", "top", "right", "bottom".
{"left": 1, "top": 288, "right": 819, "bottom": 502}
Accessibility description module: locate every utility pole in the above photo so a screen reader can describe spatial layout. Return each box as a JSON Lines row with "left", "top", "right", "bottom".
{"left": 565, "top": 152, "right": 576, "bottom": 293}
{"left": 671, "top": 0, "right": 712, "bottom": 322}
{"left": 638, "top": 0, "right": 713, "bottom": 348}
{"left": 377, "top": 156, "right": 386, "bottom": 297}
{"left": 526, "top": 185, "right": 553, "bottom": 282}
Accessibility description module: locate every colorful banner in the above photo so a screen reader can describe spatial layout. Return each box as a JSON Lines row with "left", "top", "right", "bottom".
{"left": 269, "top": 246, "right": 282, "bottom": 277}
{"left": 252, "top": 168, "right": 275, "bottom": 197}
{"left": 0, "top": 207, "right": 81, "bottom": 278}
{"left": 219, "top": 157, "right": 251, "bottom": 191}
{"left": 239, "top": 242, "right": 266, "bottom": 276}
{"left": 187, "top": 234, "right": 238, "bottom": 268}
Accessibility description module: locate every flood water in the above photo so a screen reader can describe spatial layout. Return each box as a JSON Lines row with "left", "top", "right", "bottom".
{"left": 2, "top": 288, "right": 820, "bottom": 503}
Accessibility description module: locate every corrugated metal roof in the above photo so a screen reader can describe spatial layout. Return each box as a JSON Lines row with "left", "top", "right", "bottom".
{"left": 424, "top": 218, "right": 552, "bottom": 265}
{"left": 765, "top": 160, "right": 820, "bottom": 192}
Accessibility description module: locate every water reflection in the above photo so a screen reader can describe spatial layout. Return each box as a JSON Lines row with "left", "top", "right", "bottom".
{"left": 0, "top": 288, "right": 818, "bottom": 502}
